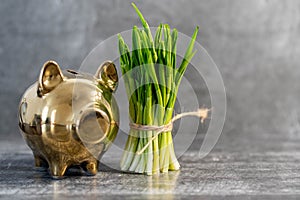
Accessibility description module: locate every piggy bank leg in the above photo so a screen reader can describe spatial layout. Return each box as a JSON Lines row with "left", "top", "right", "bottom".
{"left": 49, "top": 162, "right": 68, "bottom": 179}
{"left": 34, "top": 155, "right": 48, "bottom": 168}
{"left": 82, "top": 159, "right": 99, "bottom": 175}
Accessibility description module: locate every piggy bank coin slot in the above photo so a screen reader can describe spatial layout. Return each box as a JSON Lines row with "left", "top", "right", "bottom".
{"left": 66, "top": 69, "right": 79, "bottom": 75}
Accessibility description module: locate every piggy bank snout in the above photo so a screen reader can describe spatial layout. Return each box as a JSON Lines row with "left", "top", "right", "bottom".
{"left": 77, "top": 108, "right": 110, "bottom": 144}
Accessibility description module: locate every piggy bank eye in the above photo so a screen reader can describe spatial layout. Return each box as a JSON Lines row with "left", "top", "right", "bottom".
{"left": 19, "top": 101, "right": 27, "bottom": 123}
{"left": 77, "top": 108, "right": 110, "bottom": 144}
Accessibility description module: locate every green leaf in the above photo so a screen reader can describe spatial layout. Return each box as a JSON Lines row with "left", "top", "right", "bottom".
{"left": 154, "top": 24, "right": 163, "bottom": 49}
{"left": 171, "top": 29, "right": 178, "bottom": 69}
{"left": 132, "top": 3, "right": 153, "bottom": 44}
{"left": 177, "top": 26, "right": 199, "bottom": 82}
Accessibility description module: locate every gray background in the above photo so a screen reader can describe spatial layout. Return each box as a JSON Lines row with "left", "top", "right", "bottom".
{"left": 1, "top": 0, "right": 300, "bottom": 153}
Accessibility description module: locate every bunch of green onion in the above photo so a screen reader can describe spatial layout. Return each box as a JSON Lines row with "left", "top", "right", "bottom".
{"left": 118, "top": 3, "right": 198, "bottom": 175}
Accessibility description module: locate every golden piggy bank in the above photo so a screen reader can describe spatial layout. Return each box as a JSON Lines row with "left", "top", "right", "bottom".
{"left": 18, "top": 60, "right": 119, "bottom": 178}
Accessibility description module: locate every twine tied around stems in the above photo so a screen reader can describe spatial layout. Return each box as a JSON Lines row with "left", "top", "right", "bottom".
{"left": 129, "top": 108, "right": 211, "bottom": 155}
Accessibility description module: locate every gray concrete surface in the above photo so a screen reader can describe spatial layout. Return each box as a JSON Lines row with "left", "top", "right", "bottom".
{"left": 1, "top": 0, "right": 300, "bottom": 198}
{"left": 0, "top": 138, "right": 300, "bottom": 199}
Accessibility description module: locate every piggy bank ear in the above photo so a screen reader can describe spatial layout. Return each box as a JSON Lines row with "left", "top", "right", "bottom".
{"left": 95, "top": 61, "right": 118, "bottom": 92}
{"left": 38, "top": 60, "right": 64, "bottom": 95}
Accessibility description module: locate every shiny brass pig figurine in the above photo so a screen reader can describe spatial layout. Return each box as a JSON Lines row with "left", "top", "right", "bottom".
{"left": 18, "top": 60, "right": 119, "bottom": 178}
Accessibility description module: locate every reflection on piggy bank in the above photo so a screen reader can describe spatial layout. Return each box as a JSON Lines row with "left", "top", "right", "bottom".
{"left": 18, "top": 60, "right": 119, "bottom": 178}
